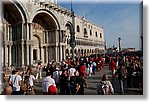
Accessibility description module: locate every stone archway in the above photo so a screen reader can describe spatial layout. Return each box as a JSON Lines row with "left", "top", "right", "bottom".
{"left": 31, "top": 11, "right": 60, "bottom": 64}
{"left": 3, "top": 2, "right": 26, "bottom": 67}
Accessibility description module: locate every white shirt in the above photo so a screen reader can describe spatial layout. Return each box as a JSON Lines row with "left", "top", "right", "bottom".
{"left": 9, "top": 74, "right": 22, "bottom": 91}
{"left": 42, "top": 76, "right": 56, "bottom": 92}
{"left": 97, "top": 81, "right": 114, "bottom": 94}
{"left": 68, "top": 68, "right": 76, "bottom": 76}
{"left": 29, "top": 75, "right": 36, "bottom": 87}
{"left": 92, "top": 62, "right": 97, "bottom": 66}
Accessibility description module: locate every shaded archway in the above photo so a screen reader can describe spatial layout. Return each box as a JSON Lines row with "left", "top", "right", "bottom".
{"left": 32, "top": 11, "right": 59, "bottom": 63}
{"left": 3, "top": 2, "right": 26, "bottom": 67}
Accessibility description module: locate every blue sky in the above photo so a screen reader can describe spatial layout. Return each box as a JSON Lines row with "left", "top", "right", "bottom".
{"left": 57, "top": 0, "right": 142, "bottom": 50}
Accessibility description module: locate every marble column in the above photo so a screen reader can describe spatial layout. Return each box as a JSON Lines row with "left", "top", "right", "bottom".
{"left": 9, "top": 25, "right": 12, "bottom": 41}
{"left": 26, "top": 45, "right": 29, "bottom": 65}
{"left": 48, "top": 46, "right": 50, "bottom": 62}
{"left": 43, "top": 31, "right": 45, "bottom": 43}
{"left": 4, "top": 46, "right": 8, "bottom": 67}
{"left": 59, "top": 45, "right": 62, "bottom": 62}
{"left": 53, "top": 46, "right": 57, "bottom": 62}
{"left": 9, "top": 45, "right": 12, "bottom": 67}
{"left": 49, "top": 47, "right": 53, "bottom": 62}
{"left": 16, "top": 46, "right": 20, "bottom": 66}
{"left": 25, "top": 23, "right": 30, "bottom": 66}
{"left": 7, "top": 24, "right": 10, "bottom": 41}
{"left": 29, "top": 23, "right": 33, "bottom": 66}
{"left": 62, "top": 46, "right": 64, "bottom": 60}
{"left": 46, "top": 47, "right": 48, "bottom": 63}
{"left": 46, "top": 31, "right": 48, "bottom": 43}
{"left": 29, "top": 23, "right": 32, "bottom": 40}
{"left": 30, "top": 46, "right": 33, "bottom": 66}
{"left": 21, "top": 45, "right": 24, "bottom": 67}
{"left": 41, "top": 47, "right": 44, "bottom": 63}
{"left": 39, "top": 46, "right": 42, "bottom": 60}
{"left": 21, "top": 23, "right": 25, "bottom": 67}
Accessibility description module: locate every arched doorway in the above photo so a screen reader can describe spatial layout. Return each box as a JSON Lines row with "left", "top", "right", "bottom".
{"left": 31, "top": 11, "right": 59, "bottom": 64}
{"left": 3, "top": 2, "right": 25, "bottom": 67}
{"left": 32, "top": 34, "right": 41, "bottom": 63}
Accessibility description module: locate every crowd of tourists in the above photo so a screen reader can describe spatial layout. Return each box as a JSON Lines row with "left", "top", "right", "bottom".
{"left": 107, "top": 51, "right": 143, "bottom": 94}
{"left": 1, "top": 51, "right": 143, "bottom": 95}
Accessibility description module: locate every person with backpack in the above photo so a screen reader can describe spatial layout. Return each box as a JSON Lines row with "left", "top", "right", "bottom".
{"left": 97, "top": 74, "right": 114, "bottom": 95}
{"left": 69, "top": 72, "right": 77, "bottom": 95}
{"left": 9, "top": 69, "right": 22, "bottom": 95}
{"left": 26, "top": 71, "right": 39, "bottom": 95}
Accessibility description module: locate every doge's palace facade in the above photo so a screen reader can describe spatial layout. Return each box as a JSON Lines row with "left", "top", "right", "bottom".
{"left": 1, "top": 0, "right": 104, "bottom": 67}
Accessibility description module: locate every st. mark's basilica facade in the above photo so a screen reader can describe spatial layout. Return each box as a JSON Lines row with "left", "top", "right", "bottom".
{"left": 0, "top": 0, "right": 105, "bottom": 67}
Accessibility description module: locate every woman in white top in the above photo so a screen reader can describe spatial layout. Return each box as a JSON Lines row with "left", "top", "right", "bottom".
{"left": 27, "top": 71, "right": 39, "bottom": 95}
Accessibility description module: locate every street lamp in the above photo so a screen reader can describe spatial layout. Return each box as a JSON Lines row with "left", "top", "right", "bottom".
{"left": 118, "top": 37, "right": 121, "bottom": 52}
{"left": 70, "top": 1, "right": 76, "bottom": 59}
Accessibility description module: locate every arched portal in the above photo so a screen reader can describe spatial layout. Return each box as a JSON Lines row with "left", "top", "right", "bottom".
{"left": 33, "top": 35, "right": 41, "bottom": 62}
{"left": 31, "top": 11, "right": 60, "bottom": 64}
{"left": 3, "top": 2, "right": 26, "bottom": 67}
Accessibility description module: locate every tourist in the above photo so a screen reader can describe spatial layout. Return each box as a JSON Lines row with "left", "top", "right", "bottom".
{"left": 117, "top": 65, "right": 128, "bottom": 94}
{"left": 1, "top": 86, "right": 13, "bottom": 95}
{"left": 68, "top": 65, "right": 76, "bottom": 80}
{"left": 76, "top": 72, "right": 87, "bottom": 95}
{"left": 9, "top": 69, "right": 22, "bottom": 95}
{"left": 109, "top": 59, "right": 117, "bottom": 79}
{"left": 36, "top": 61, "right": 43, "bottom": 79}
{"left": 26, "top": 71, "right": 39, "bottom": 95}
{"left": 59, "top": 69, "right": 69, "bottom": 95}
{"left": 97, "top": 74, "right": 114, "bottom": 95}
{"left": 92, "top": 61, "right": 97, "bottom": 74}
{"left": 42, "top": 72, "right": 56, "bottom": 95}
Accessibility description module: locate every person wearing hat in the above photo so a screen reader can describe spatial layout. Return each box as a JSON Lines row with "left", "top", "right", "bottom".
{"left": 42, "top": 72, "right": 56, "bottom": 95}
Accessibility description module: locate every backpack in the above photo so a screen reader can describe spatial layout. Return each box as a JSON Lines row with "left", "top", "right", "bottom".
{"left": 70, "top": 76, "right": 77, "bottom": 88}
{"left": 24, "top": 75, "right": 30, "bottom": 85}
{"left": 98, "top": 82, "right": 111, "bottom": 95}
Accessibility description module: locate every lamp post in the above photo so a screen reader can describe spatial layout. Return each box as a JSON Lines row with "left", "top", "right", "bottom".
{"left": 70, "top": 1, "right": 76, "bottom": 59}
{"left": 118, "top": 37, "right": 121, "bottom": 52}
